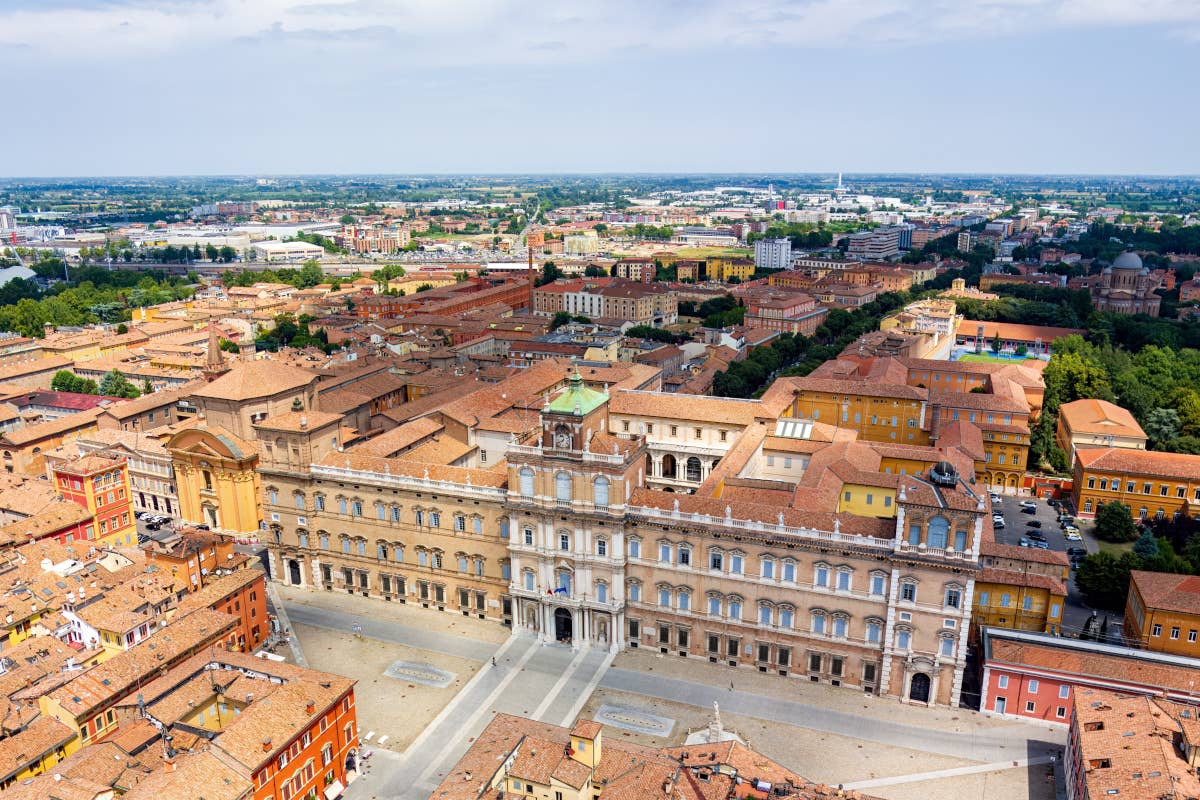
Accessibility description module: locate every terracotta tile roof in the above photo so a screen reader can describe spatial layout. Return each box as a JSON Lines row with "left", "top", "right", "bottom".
{"left": 980, "top": 541, "right": 1070, "bottom": 566}
{"left": 0, "top": 715, "right": 76, "bottom": 782}
{"left": 120, "top": 750, "right": 253, "bottom": 800}
{"left": 1, "top": 407, "right": 103, "bottom": 446}
{"left": 314, "top": 450, "right": 506, "bottom": 488}
{"left": 978, "top": 566, "right": 1066, "bottom": 595}
{"left": 1058, "top": 398, "right": 1146, "bottom": 438}
{"left": 789, "top": 376, "right": 927, "bottom": 401}
{"left": 1131, "top": 570, "right": 1200, "bottom": 616}
{"left": 189, "top": 361, "right": 316, "bottom": 401}
{"left": 984, "top": 630, "right": 1200, "bottom": 700}
{"left": 1076, "top": 446, "right": 1200, "bottom": 481}
{"left": 1070, "top": 689, "right": 1200, "bottom": 800}
{"left": 955, "top": 319, "right": 1084, "bottom": 342}
{"left": 212, "top": 677, "right": 352, "bottom": 772}
{"left": 610, "top": 390, "right": 765, "bottom": 426}
{"left": 48, "top": 608, "right": 238, "bottom": 719}
{"left": 354, "top": 417, "right": 445, "bottom": 457}
{"left": 251, "top": 409, "right": 342, "bottom": 433}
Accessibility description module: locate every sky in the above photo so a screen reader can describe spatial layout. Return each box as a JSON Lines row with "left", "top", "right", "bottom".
{"left": 2, "top": 0, "right": 1199, "bottom": 176}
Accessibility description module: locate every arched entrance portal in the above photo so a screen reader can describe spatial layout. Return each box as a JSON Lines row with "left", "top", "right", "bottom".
{"left": 685, "top": 457, "right": 702, "bottom": 482}
{"left": 554, "top": 607, "right": 573, "bottom": 643}
{"left": 287, "top": 559, "right": 302, "bottom": 586}
{"left": 909, "top": 672, "right": 931, "bottom": 703}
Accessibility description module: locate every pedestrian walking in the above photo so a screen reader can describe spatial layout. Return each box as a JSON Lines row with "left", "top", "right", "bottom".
{"left": 492, "top": 656, "right": 497, "bottom": 667}
{"left": 353, "top": 623, "right": 363, "bottom": 639}
{"left": 729, "top": 680, "right": 734, "bottom": 691}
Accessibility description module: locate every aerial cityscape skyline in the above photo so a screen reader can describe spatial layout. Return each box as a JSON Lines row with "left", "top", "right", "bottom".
{"left": 3, "top": 3, "right": 1200, "bottom": 800}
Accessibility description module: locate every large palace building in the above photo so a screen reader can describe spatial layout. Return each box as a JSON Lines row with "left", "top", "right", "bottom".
{"left": 257, "top": 358, "right": 1007, "bottom": 707}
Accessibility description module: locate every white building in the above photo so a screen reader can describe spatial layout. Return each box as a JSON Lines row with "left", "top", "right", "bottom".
{"left": 564, "top": 232, "right": 600, "bottom": 256}
{"left": 252, "top": 240, "right": 325, "bottom": 263}
{"left": 754, "top": 237, "right": 792, "bottom": 271}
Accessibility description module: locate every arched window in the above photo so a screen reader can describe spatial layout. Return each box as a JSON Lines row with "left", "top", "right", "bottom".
{"left": 594, "top": 476, "right": 609, "bottom": 508}
{"left": 519, "top": 467, "right": 534, "bottom": 497}
{"left": 927, "top": 516, "right": 949, "bottom": 549}
{"left": 555, "top": 472, "right": 571, "bottom": 502}
{"left": 685, "top": 457, "right": 702, "bottom": 482}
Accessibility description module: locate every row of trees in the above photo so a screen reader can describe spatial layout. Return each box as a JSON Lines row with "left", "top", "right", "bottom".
{"left": 254, "top": 313, "right": 333, "bottom": 353}
{"left": 0, "top": 276, "right": 194, "bottom": 338}
{"left": 1076, "top": 506, "right": 1200, "bottom": 611}
{"left": 51, "top": 369, "right": 145, "bottom": 398}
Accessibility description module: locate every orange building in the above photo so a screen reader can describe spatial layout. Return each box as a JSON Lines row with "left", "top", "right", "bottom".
{"left": 1125, "top": 570, "right": 1200, "bottom": 656}
{"left": 144, "top": 528, "right": 241, "bottom": 592}
{"left": 50, "top": 452, "right": 137, "bottom": 547}
{"left": 172, "top": 567, "right": 270, "bottom": 652}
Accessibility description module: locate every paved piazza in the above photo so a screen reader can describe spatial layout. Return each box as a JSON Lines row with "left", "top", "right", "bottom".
{"left": 277, "top": 585, "right": 1064, "bottom": 800}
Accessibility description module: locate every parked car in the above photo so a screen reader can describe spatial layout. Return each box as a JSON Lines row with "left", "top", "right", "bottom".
{"left": 1065, "top": 532, "right": 1083, "bottom": 541}
{"left": 1026, "top": 531, "right": 1046, "bottom": 541}
{"left": 1048, "top": 498, "right": 1061, "bottom": 508}
{"left": 1033, "top": 540, "right": 1049, "bottom": 549}
{"left": 1027, "top": 520, "right": 1043, "bottom": 528}
{"left": 1067, "top": 546, "right": 1087, "bottom": 557}
{"left": 195, "top": 523, "right": 211, "bottom": 531}
{"left": 145, "top": 523, "right": 161, "bottom": 531}
{"left": 1019, "top": 500, "right": 1037, "bottom": 509}
{"left": 993, "top": 518, "right": 1006, "bottom": 529}
{"left": 1021, "top": 506, "right": 1037, "bottom": 514}
{"left": 1018, "top": 538, "right": 1031, "bottom": 547}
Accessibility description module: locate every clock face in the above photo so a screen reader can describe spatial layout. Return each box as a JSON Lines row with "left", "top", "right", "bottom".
{"left": 555, "top": 432, "right": 572, "bottom": 449}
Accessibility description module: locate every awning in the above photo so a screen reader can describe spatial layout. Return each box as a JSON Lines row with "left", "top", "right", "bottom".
{"left": 323, "top": 779, "right": 346, "bottom": 800}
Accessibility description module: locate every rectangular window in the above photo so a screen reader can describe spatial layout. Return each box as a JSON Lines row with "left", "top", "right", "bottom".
{"left": 837, "top": 571, "right": 850, "bottom": 591}
{"left": 1059, "top": 685, "right": 1070, "bottom": 699}
{"left": 659, "top": 543, "right": 671, "bottom": 563}
{"left": 1172, "top": 626, "right": 1181, "bottom": 640}
{"left": 808, "top": 653, "right": 822, "bottom": 672}
{"left": 998, "top": 675, "right": 1009, "bottom": 689}
{"left": 1028, "top": 679, "right": 1039, "bottom": 694}
{"left": 1153, "top": 623, "right": 1163, "bottom": 636}
{"left": 1025, "top": 701, "right": 1036, "bottom": 713}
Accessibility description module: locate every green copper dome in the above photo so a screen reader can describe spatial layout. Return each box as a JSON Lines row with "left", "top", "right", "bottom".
{"left": 548, "top": 369, "right": 607, "bottom": 416}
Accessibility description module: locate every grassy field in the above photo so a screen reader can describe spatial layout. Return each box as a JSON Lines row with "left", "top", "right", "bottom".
{"left": 670, "top": 246, "right": 753, "bottom": 258}
{"left": 1097, "top": 539, "right": 1134, "bottom": 556}
{"left": 957, "top": 352, "right": 1042, "bottom": 365}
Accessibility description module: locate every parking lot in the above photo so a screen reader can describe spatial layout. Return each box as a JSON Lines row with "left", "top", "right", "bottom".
{"left": 990, "top": 494, "right": 1107, "bottom": 636}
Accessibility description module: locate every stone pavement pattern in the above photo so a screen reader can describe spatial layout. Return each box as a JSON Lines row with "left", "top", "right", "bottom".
{"left": 281, "top": 589, "right": 1064, "bottom": 800}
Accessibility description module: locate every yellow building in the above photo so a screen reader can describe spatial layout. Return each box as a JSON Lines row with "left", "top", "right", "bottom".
{"left": 0, "top": 717, "right": 79, "bottom": 790}
{"left": 167, "top": 426, "right": 262, "bottom": 537}
{"left": 787, "top": 378, "right": 933, "bottom": 447}
{"left": 974, "top": 542, "right": 1068, "bottom": 634}
{"left": 708, "top": 256, "right": 755, "bottom": 283}
{"left": 1073, "top": 447, "right": 1200, "bottom": 521}
{"left": 1056, "top": 398, "right": 1147, "bottom": 468}
{"left": 1125, "top": 570, "right": 1200, "bottom": 656}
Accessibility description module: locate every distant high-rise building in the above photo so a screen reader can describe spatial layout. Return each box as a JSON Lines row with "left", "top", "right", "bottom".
{"left": 0, "top": 206, "right": 17, "bottom": 231}
{"left": 754, "top": 237, "right": 792, "bottom": 271}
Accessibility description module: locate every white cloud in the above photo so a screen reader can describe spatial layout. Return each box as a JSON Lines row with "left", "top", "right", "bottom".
{"left": 0, "top": 0, "right": 1195, "bottom": 64}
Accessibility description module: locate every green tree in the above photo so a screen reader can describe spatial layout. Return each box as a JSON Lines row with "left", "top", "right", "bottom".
{"left": 99, "top": 369, "right": 141, "bottom": 398}
{"left": 990, "top": 332, "right": 1002, "bottom": 354}
{"left": 1075, "top": 551, "right": 1138, "bottom": 611}
{"left": 298, "top": 260, "right": 324, "bottom": 288}
{"left": 1133, "top": 528, "right": 1160, "bottom": 560}
{"left": 116, "top": 323, "right": 128, "bottom": 334}
{"left": 1144, "top": 407, "right": 1182, "bottom": 448}
{"left": 583, "top": 265, "right": 606, "bottom": 278}
{"left": 50, "top": 370, "right": 97, "bottom": 395}
{"left": 142, "top": 379, "right": 154, "bottom": 395}
{"left": 339, "top": 214, "right": 357, "bottom": 225}
{"left": 1094, "top": 501, "right": 1139, "bottom": 543}
{"left": 536, "top": 261, "right": 563, "bottom": 287}
{"left": 550, "top": 311, "right": 572, "bottom": 331}
{"left": 218, "top": 337, "right": 240, "bottom": 353}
